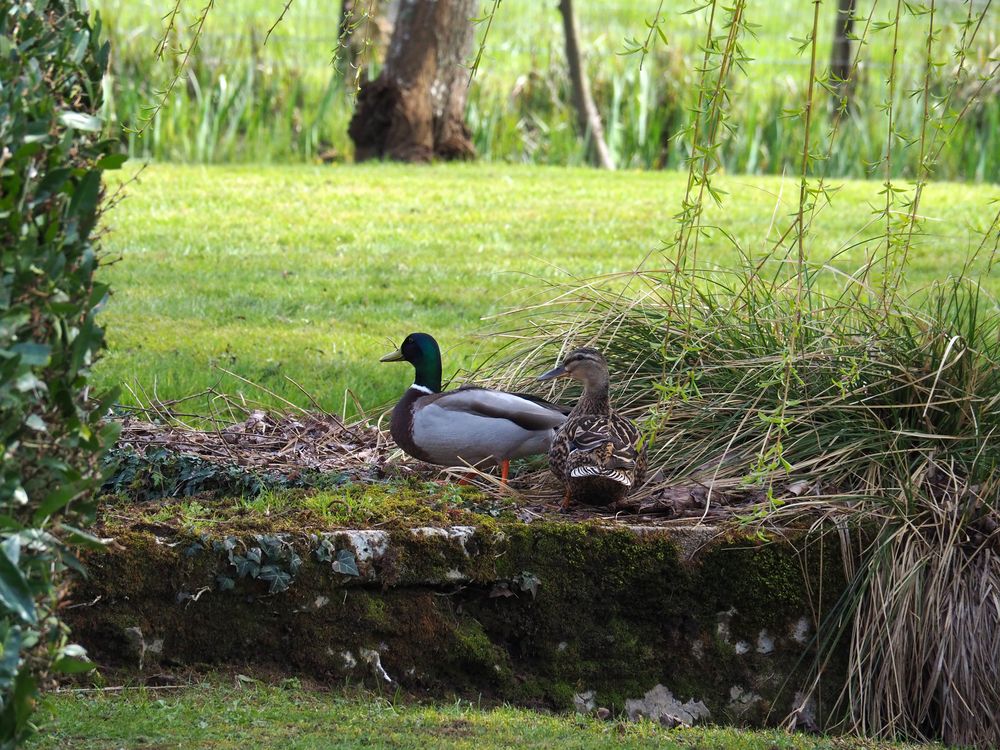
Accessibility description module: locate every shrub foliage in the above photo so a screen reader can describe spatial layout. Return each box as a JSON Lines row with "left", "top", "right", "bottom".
{"left": 0, "top": 0, "right": 121, "bottom": 744}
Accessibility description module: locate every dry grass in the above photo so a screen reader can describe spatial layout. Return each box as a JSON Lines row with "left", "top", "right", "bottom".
{"left": 470, "top": 257, "right": 1000, "bottom": 747}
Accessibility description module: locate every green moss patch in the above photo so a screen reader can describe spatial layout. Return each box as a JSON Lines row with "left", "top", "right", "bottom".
{"left": 97, "top": 478, "right": 513, "bottom": 535}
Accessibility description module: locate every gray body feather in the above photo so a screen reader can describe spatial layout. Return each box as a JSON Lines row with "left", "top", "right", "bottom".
{"left": 398, "top": 387, "right": 567, "bottom": 468}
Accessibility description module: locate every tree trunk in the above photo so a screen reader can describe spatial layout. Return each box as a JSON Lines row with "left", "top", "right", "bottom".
{"left": 557, "top": 0, "right": 614, "bottom": 170}
{"left": 348, "top": 0, "right": 476, "bottom": 163}
{"left": 831, "top": 0, "right": 856, "bottom": 84}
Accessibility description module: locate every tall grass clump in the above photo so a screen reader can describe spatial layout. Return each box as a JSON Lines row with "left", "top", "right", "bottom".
{"left": 477, "top": 0, "right": 1000, "bottom": 746}
{"left": 485, "top": 258, "right": 1000, "bottom": 744}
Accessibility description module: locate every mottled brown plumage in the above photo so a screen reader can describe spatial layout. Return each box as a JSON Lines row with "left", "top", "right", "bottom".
{"left": 538, "top": 348, "right": 647, "bottom": 507}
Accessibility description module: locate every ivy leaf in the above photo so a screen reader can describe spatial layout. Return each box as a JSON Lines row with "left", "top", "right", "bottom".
{"left": 258, "top": 564, "right": 291, "bottom": 593}
{"left": 314, "top": 539, "right": 333, "bottom": 563}
{"left": 257, "top": 534, "right": 283, "bottom": 561}
{"left": 231, "top": 554, "right": 260, "bottom": 579}
{"left": 215, "top": 575, "right": 235, "bottom": 592}
{"left": 515, "top": 572, "right": 540, "bottom": 599}
{"left": 331, "top": 549, "right": 359, "bottom": 577}
{"left": 246, "top": 547, "right": 262, "bottom": 564}
{"left": 212, "top": 536, "right": 238, "bottom": 558}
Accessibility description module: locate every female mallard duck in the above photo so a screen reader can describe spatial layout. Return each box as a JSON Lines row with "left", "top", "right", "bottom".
{"left": 537, "top": 347, "right": 646, "bottom": 507}
{"left": 380, "top": 333, "right": 568, "bottom": 482}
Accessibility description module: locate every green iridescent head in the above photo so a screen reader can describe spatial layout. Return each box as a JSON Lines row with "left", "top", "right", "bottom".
{"left": 379, "top": 332, "right": 443, "bottom": 393}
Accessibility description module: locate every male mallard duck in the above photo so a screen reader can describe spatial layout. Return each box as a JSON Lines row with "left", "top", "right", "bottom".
{"left": 380, "top": 333, "right": 568, "bottom": 482}
{"left": 538, "top": 347, "right": 647, "bottom": 507}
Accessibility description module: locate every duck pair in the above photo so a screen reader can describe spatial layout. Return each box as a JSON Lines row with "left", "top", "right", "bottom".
{"left": 380, "top": 333, "right": 646, "bottom": 507}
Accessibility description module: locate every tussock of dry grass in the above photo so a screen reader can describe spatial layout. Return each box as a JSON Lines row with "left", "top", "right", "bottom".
{"left": 472, "top": 258, "right": 1000, "bottom": 747}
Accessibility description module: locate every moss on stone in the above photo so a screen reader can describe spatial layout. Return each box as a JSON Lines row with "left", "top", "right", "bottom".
{"left": 70, "top": 505, "right": 848, "bottom": 729}
{"left": 447, "top": 619, "right": 514, "bottom": 687}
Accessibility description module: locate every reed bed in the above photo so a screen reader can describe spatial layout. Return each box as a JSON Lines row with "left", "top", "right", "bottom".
{"left": 96, "top": 0, "right": 999, "bottom": 178}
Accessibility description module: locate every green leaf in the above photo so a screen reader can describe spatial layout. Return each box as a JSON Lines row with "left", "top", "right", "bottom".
{"left": 96, "top": 153, "right": 128, "bottom": 170}
{"left": 314, "top": 539, "right": 333, "bottom": 563}
{"left": 212, "top": 536, "right": 238, "bottom": 556}
{"left": 24, "top": 414, "right": 47, "bottom": 433}
{"left": 58, "top": 111, "right": 103, "bottom": 131}
{"left": 59, "top": 548, "right": 88, "bottom": 577}
{"left": 257, "top": 534, "right": 283, "bottom": 561}
{"left": 2, "top": 537, "right": 20, "bottom": 567}
{"left": 0, "top": 628, "right": 23, "bottom": 689}
{"left": 34, "top": 484, "right": 81, "bottom": 523}
{"left": 0, "top": 545, "right": 37, "bottom": 625}
{"left": 52, "top": 644, "right": 94, "bottom": 674}
{"left": 68, "top": 170, "right": 101, "bottom": 236}
{"left": 14, "top": 373, "right": 46, "bottom": 393}
{"left": 10, "top": 342, "right": 51, "bottom": 366}
{"left": 515, "top": 571, "right": 540, "bottom": 598}
{"left": 0, "top": 517, "right": 24, "bottom": 533}
{"left": 35, "top": 167, "right": 72, "bottom": 196}
{"left": 60, "top": 525, "right": 108, "bottom": 550}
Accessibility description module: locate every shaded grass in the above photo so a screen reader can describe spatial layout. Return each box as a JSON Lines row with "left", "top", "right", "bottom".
{"left": 31, "top": 681, "right": 947, "bottom": 750}
{"left": 97, "top": 163, "right": 999, "bottom": 416}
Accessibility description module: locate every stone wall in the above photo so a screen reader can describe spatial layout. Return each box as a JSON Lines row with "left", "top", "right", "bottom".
{"left": 67, "top": 519, "right": 847, "bottom": 728}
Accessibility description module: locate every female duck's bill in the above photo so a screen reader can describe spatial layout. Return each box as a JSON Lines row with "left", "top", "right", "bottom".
{"left": 537, "top": 364, "right": 568, "bottom": 381}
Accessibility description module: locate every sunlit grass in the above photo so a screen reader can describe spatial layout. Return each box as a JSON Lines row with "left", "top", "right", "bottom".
{"left": 96, "top": 163, "right": 999, "bottom": 416}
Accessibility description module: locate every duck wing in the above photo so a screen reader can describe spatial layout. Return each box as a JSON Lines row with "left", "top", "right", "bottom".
{"left": 505, "top": 391, "right": 572, "bottom": 416}
{"left": 436, "top": 388, "right": 568, "bottom": 431}
{"left": 563, "top": 414, "right": 644, "bottom": 486}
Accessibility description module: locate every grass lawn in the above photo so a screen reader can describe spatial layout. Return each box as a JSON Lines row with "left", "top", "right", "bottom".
{"left": 33, "top": 682, "right": 944, "bottom": 750}
{"left": 98, "top": 163, "right": 999, "bottom": 416}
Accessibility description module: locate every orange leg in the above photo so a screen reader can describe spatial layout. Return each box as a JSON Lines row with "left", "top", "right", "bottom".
{"left": 559, "top": 489, "right": 572, "bottom": 511}
{"left": 500, "top": 459, "right": 510, "bottom": 484}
